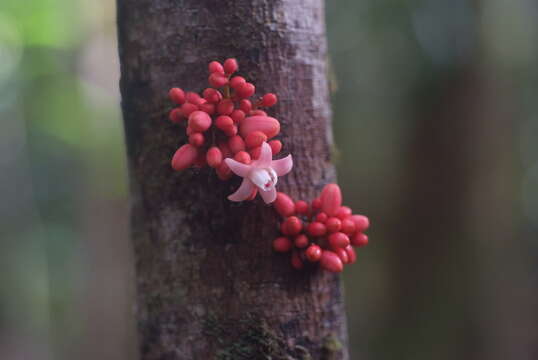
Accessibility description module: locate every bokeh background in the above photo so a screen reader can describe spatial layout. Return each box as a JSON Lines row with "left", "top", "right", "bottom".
{"left": 1, "top": 0, "right": 537, "bottom": 359}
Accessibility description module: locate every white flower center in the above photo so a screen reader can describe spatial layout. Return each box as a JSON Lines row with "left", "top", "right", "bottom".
{"left": 249, "top": 168, "right": 278, "bottom": 191}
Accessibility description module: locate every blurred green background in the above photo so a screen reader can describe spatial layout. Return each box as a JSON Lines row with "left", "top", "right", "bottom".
{"left": 1, "top": 0, "right": 537, "bottom": 359}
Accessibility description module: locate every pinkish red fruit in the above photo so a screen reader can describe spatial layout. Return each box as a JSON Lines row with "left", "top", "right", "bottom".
{"left": 234, "top": 151, "right": 251, "bottom": 164}
{"left": 188, "top": 111, "right": 212, "bottom": 132}
{"left": 206, "top": 147, "right": 223, "bottom": 168}
{"left": 295, "top": 201, "right": 309, "bottom": 215}
{"left": 217, "top": 99, "right": 234, "bottom": 115}
{"left": 169, "top": 108, "right": 182, "bottom": 123}
{"left": 261, "top": 93, "right": 277, "bottom": 107}
{"left": 171, "top": 144, "right": 198, "bottom": 171}
{"left": 268, "top": 140, "right": 282, "bottom": 155}
{"left": 216, "top": 162, "right": 232, "bottom": 180}
{"left": 239, "top": 99, "right": 252, "bottom": 113}
{"left": 315, "top": 212, "right": 328, "bottom": 223}
{"left": 209, "top": 73, "right": 228, "bottom": 88}
{"left": 198, "top": 102, "right": 215, "bottom": 115}
{"left": 320, "top": 184, "right": 342, "bottom": 216}
{"left": 180, "top": 103, "right": 198, "bottom": 118}
{"left": 340, "top": 218, "right": 356, "bottom": 235}
{"left": 273, "top": 237, "right": 292, "bottom": 252}
{"left": 223, "top": 58, "right": 238, "bottom": 74}
{"left": 351, "top": 233, "right": 368, "bottom": 247}
{"left": 203, "top": 88, "right": 222, "bottom": 103}
{"left": 230, "top": 76, "right": 246, "bottom": 89}
{"left": 228, "top": 135, "right": 246, "bottom": 154}
{"left": 274, "top": 192, "right": 296, "bottom": 217}
{"left": 326, "top": 217, "right": 342, "bottom": 233}
{"left": 250, "top": 110, "right": 267, "bottom": 116}
{"left": 319, "top": 251, "right": 343, "bottom": 272}
{"left": 336, "top": 206, "right": 352, "bottom": 220}
{"left": 311, "top": 198, "right": 322, "bottom": 211}
{"left": 215, "top": 115, "right": 234, "bottom": 131}
{"left": 239, "top": 116, "right": 280, "bottom": 139}
{"left": 236, "top": 82, "right": 255, "bottom": 98}
{"left": 249, "top": 146, "right": 262, "bottom": 160}
{"left": 334, "top": 248, "right": 349, "bottom": 264}
{"left": 185, "top": 91, "right": 203, "bottom": 105}
{"left": 188, "top": 133, "right": 205, "bottom": 147}
{"left": 350, "top": 215, "right": 370, "bottom": 232}
{"left": 305, "top": 244, "right": 322, "bottom": 262}
{"left": 281, "top": 216, "right": 302, "bottom": 236}
{"left": 230, "top": 109, "right": 245, "bottom": 124}
{"left": 208, "top": 61, "right": 224, "bottom": 74}
{"left": 169, "top": 88, "right": 186, "bottom": 104}
{"left": 345, "top": 245, "right": 357, "bottom": 264}
{"left": 294, "top": 234, "right": 309, "bottom": 248}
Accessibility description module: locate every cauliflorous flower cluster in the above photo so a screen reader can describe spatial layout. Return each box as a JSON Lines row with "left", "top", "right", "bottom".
{"left": 272, "top": 184, "right": 369, "bottom": 272}
{"left": 168, "top": 59, "right": 370, "bottom": 272}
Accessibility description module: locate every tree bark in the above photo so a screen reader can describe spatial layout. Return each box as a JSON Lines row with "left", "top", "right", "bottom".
{"left": 117, "top": 1, "right": 348, "bottom": 359}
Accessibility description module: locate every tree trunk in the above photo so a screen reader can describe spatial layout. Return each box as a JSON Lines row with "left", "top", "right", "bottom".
{"left": 117, "top": 1, "right": 348, "bottom": 359}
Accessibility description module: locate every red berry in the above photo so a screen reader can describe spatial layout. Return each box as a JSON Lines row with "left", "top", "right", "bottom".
{"left": 171, "top": 144, "right": 198, "bottom": 171}
{"left": 169, "top": 87, "right": 186, "bottom": 104}
{"left": 180, "top": 103, "right": 198, "bottom": 118}
{"left": 203, "top": 88, "right": 222, "bottom": 103}
{"left": 328, "top": 232, "right": 350, "bottom": 248}
{"left": 261, "top": 93, "right": 278, "bottom": 107}
{"left": 230, "top": 109, "right": 245, "bottom": 124}
{"left": 185, "top": 91, "right": 203, "bottom": 105}
{"left": 217, "top": 99, "right": 234, "bottom": 115}
{"left": 209, "top": 73, "right": 228, "bottom": 88}
{"left": 273, "top": 237, "right": 292, "bottom": 252}
{"left": 294, "top": 234, "right": 309, "bottom": 248}
{"left": 281, "top": 216, "right": 302, "bottom": 236}
{"left": 305, "top": 244, "right": 322, "bottom": 262}
{"left": 206, "top": 147, "right": 223, "bottom": 168}
{"left": 250, "top": 110, "right": 267, "bottom": 116}
{"left": 326, "top": 217, "right": 342, "bottom": 233}
{"left": 239, "top": 116, "right": 280, "bottom": 139}
{"left": 223, "top": 58, "right": 238, "bottom": 74}
{"left": 228, "top": 135, "right": 246, "bottom": 154}
{"left": 350, "top": 215, "right": 370, "bottom": 232}
{"left": 234, "top": 151, "right": 251, "bottom": 164}
{"left": 334, "top": 247, "right": 349, "bottom": 264}
{"left": 188, "top": 111, "right": 212, "bottom": 132}
{"left": 208, "top": 61, "right": 224, "bottom": 74}
{"left": 236, "top": 82, "right": 255, "bottom": 98}
{"left": 188, "top": 133, "right": 205, "bottom": 147}
{"left": 320, "top": 184, "right": 342, "bottom": 216}
{"left": 216, "top": 162, "right": 232, "bottom": 180}
{"left": 223, "top": 124, "right": 238, "bottom": 137}
{"left": 340, "top": 218, "right": 356, "bottom": 235}
{"left": 315, "top": 212, "right": 328, "bottom": 223}
{"left": 351, "top": 233, "right": 368, "bottom": 247}
{"left": 291, "top": 251, "right": 304, "bottom": 270}
{"left": 274, "top": 192, "right": 296, "bottom": 217}
{"left": 345, "top": 245, "right": 357, "bottom": 264}
{"left": 307, "top": 222, "right": 327, "bottom": 237}
{"left": 245, "top": 131, "right": 267, "bottom": 149}
{"left": 295, "top": 200, "right": 309, "bottom": 215}
{"left": 230, "top": 76, "right": 246, "bottom": 89}
{"left": 198, "top": 102, "right": 215, "bottom": 115}
{"left": 239, "top": 99, "right": 252, "bottom": 113}
{"left": 215, "top": 115, "right": 234, "bottom": 131}
{"left": 319, "top": 251, "right": 343, "bottom": 273}
{"left": 268, "top": 140, "right": 282, "bottom": 155}
{"left": 169, "top": 108, "right": 182, "bottom": 123}
{"left": 336, "top": 206, "right": 352, "bottom": 220}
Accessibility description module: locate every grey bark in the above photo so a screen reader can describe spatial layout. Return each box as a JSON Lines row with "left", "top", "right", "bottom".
{"left": 117, "top": 0, "right": 348, "bottom": 359}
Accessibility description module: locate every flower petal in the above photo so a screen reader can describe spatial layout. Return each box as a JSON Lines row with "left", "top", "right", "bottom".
{"left": 259, "top": 186, "right": 277, "bottom": 204}
{"left": 225, "top": 158, "right": 251, "bottom": 177}
{"left": 256, "top": 142, "right": 273, "bottom": 168}
{"left": 271, "top": 154, "right": 293, "bottom": 176}
{"left": 228, "top": 179, "right": 255, "bottom": 202}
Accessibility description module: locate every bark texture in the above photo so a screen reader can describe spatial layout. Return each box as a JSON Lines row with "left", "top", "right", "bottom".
{"left": 117, "top": 1, "right": 348, "bottom": 359}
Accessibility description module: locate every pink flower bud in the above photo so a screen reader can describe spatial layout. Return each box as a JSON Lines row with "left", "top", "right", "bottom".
{"left": 268, "top": 140, "right": 282, "bottom": 155}
{"left": 217, "top": 99, "right": 234, "bottom": 115}
{"left": 345, "top": 245, "right": 357, "bottom": 264}
{"left": 350, "top": 215, "right": 370, "bottom": 232}
{"left": 281, "top": 216, "right": 302, "bottom": 236}
{"left": 171, "top": 144, "right": 198, "bottom": 171}
{"left": 294, "top": 234, "right": 309, "bottom": 248}
{"left": 350, "top": 232, "right": 368, "bottom": 247}
{"left": 326, "top": 217, "right": 342, "bottom": 233}
{"left": 328, "top": 232, "right": 350, "bottom": 248}
{"left": 223, "top": 58, "right": 238, "bottom": 74}
{"left": 320, "top": 184, "right": 342, "bottom": 216}
{"left": 230, "top": 76, "right": 246, "bottom": 89}
{"left": 307, "top": 222, "right": 327, "bottom": 237}
{"left": 273, "top": 237, "right": 292, "bottom": 253}
{"left": 235, "top": 82, "right": 255, "bottom": 98}
{"left": 188, "top": 133, "right": 205, "bottom": 147}
{"left": 208, "top": 61, "right": 224, "bottom": 74}
{"left": 239, "top": 116, "right": 280, "bottom": 139}
{"left": 261, "top": 93, "right": 277, "bottom": 107}
{"left": 209, "top": 73, "right": 228, "bottom": 88}
{"left": 206, "top": 146, "right": 223, "bottom": 168}
{"left": 320, "top": 251, "right": 343, "bottom": 273}
{"left": 274, "top": 192, "right": 296, "bottom": 217}
{"left": 228, "top": 135, "right": 246, "bottom": 154}
{"left": 188, "top": 111, "right": 211, "bottom": 132}
{"left": 169, "top": 87, "right": 185, "bottom": 104}
{"left": 245, "top": 131, "right": 267, "bottom": 149}
{"left": 305, "top": 244, "right": 322, "bottom": 262}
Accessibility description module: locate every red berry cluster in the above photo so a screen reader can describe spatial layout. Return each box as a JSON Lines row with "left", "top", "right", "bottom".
{"left": 272, "top": 184, "right": 370, "bottom": 273}
{"left": 168, "top": 58, "right": 282, "bottom": 180}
